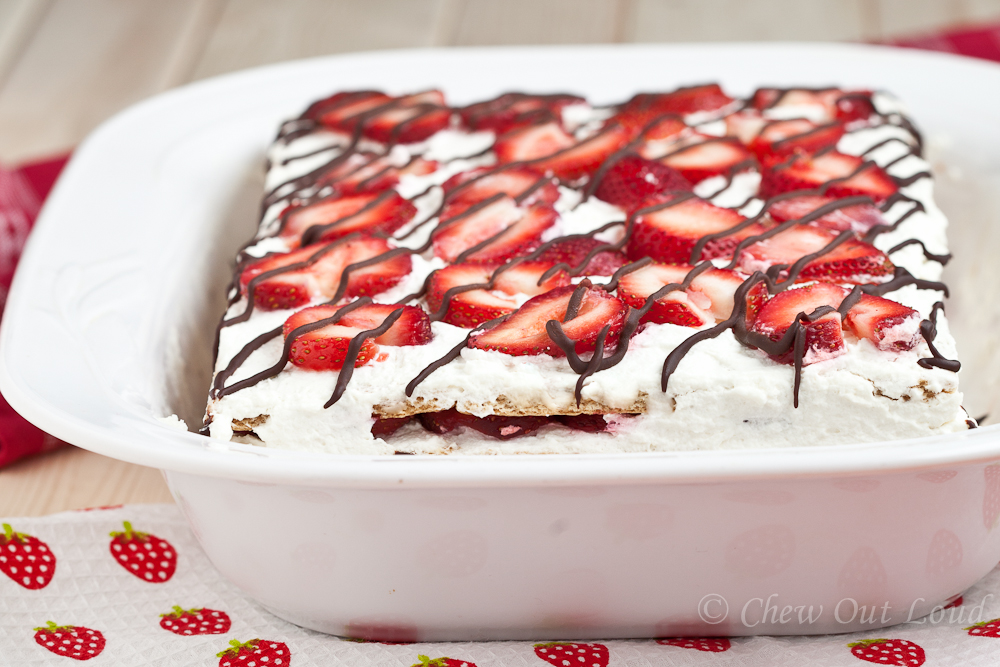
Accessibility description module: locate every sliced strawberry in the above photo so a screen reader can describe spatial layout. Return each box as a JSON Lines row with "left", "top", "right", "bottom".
{"left": 460, "top": 93, "right": 583, "bottom": 134}
{"left": 618, "top": 263, "right": 745, "bottom": 325}
{"left": 640, "top": 116, "right": 688, "bottom": 141}
{"left": 760, "top": 151, "right": 897, "bottom": 202}
{"left": 628, "top": 196, "right": 763, "bottom": 264}
{"left": 426, "top": 261, "right": 570, "bottom": 328}
{"left": 314, "top": 91, "right": 393, "bottom": 132}
{"left": 768, "top": 195, "right": 886, "bottom": 235}
{"left": 832, "top": 92, "right": 876, "bottom": 123}
{"left": 737, "top": 225, "right": 894, "bottom": 284}
{"left": 554, "top": 414, "right": 610, "bottom": 432}
{"left": 726, "top": 110, "right": 768, "bottom": 144}
{"left": 617, "top": 264, "right": 711, "bottom": 327}
{"left": 363, "top": 105, "right": 452, "bottom": 144}
{"left": 469, "top": 284, "right": 628, "bottom": 356}
{"left": 593, "top": 153, "right": 692, "bottom": 212}
{"left": 433, "top": 197, "right": 556, "bottom": 263}
{"left": 844, "top": 294, "right": 921, "bottom": 351}
{"left": 318, "top": 154, "right": 438, "bottom": 195}
{"left": 283, "top": 303, "right": 431, "bottom": 371}
{"left": 750, "top": 119, "right": 844, "bottom": 158}
{"left": 372, "top": 415, "right": 411, "bottom": 438}
{"left": 530, "top": 124, "right": 632, "bottom": 181}
{"left": 241, "top": 236, "right": 410, "bottom": 309}
{"left": 283, "top": 191, "right": 416, "bottom": 245}
{"left": 752, "top": 88, "right": 876, "bottom": 123}
{"left": 442, "top": 166, "right": 558, "bottom": 207}
{"left": 655, "top": 136, "right": 755, "bottom": 184}
{"left": 418, "top": 408, "right": 548, "bottom": 440}
{"left": 494, "top": 122, "right": 576, "bottom": 163}
{"left": 623, "top": 84, "right": 734, "bottom": 119}
{"left": 744, "top": 280, "right": 769, "bottom": 326}
{"left": 536, "top": 237, "right": 628, "bottom": 276}
{"left": 749, "top": 282, "right": 850, "bottom": 365}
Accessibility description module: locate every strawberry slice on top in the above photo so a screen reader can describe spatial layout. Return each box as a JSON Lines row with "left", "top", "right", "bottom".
{"left": 761, "top": 150, "right": 897, "bottom": 202}
{"left": 433, "top": 196, "right": 556, "bottom": 263}
{"left": 282, "top": 191, "right": 417, "bottom": 246}
{"left": 494, "top": 121, "right": 577, "bottom": 163}
{"left": 627, "top": 195, "right": 763, "bottom": 264}
{"left": 535, "top": 237, "right": 628, "bottom": 276}
{"left": 494, "top": 121, "right": 631, "bottom": 181}
{"left": 426, "top": 261, "right": 570, "bottom": 328}
{"left": 749, "top": 282, "right": 850, "bottom": 365}
{"left": 317, "top": 154, "right": 438, "bottom": 196}
{"left": 593, "top": 153, "right": 692, "bottom": 212}
{"left": 469, "top": 283, "right": 628, "bottom": 356}
{"left": 240, "top": 236, "right": 411, "bottom": 310}
{"left": 442, "top": 165, "right": 559, "bottom": 208}
{"left": 652, "top": 136, "right": 755, "bottom": 184}
{"left": 843, "top": 294, "right": 921, "bottom": 351}
{"left": 737, "top": 225, "right": 894, "bottom": 284}
{"left": 284, "top": 302, "right": 432, "bottom": 371}
{"left": 362, "top": 103, "right": 452, "bottom": 144}
{"left": 767, "top": 194, "right": 886, "bottom": 235}
{"left": 621, "top": 84, "right": 734, "bottom": 121}
{"left": 749, "top": 119, "right": 845, "bottom": 159}
{"left": 750, "top": 88, "right": 875, "bottom": 124}
{"left": 618, "top": 263, "right": 746, "bottom": 326}
{"left": 309, "top": 91, "right": 393, "bottom": 132}
{"left": 460, "top": 93, "right": 584, "bottom": 134}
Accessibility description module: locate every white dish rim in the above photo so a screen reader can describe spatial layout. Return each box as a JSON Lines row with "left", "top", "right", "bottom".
{"left": 1, "top": 41, "right": 998, "bottom": 488}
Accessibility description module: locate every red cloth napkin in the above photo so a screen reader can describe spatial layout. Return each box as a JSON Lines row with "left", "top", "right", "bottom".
{"left": 884, "top": 22, "right": 1000, "bottom": 61}
{"left": 0, "top": 154, "right": 70, "bottom": 468}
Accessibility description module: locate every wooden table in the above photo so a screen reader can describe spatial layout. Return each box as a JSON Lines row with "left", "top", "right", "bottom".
{"left": 1, "top": 0, "right": 997, "bottom": 517}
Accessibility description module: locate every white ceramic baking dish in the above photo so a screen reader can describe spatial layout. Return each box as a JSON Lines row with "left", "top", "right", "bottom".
{"left": 2, "top": 43, "right": 1000, "bottom": 641}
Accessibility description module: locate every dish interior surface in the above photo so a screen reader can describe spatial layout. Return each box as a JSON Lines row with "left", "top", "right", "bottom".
{"left": 1, "top": 43, "right": 999, "bottom": 484}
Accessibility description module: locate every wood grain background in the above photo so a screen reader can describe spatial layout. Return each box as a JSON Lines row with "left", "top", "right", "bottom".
{"left": 1, "top": 0, "right": 997, "bottom": 516}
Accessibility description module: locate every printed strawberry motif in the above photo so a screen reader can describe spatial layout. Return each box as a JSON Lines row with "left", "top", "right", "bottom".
{"left": 534, "top": 642, "right": 609, "bottom": 667}
{"left": 925, "top": 528, "right": 963, "bottom": 575}
{"left": 984, "top": 464, "right": 1000, "bottom": 529}
{"left": 848, "top": 638, "right": 925, "bottom": 666}
{"left": 217, "top": 639, "right": 291, "bottom": 667}
{"left": 411, "top": 654, "right": 478, "bottom": 667}
{"left": 159, "top": 606, "right": 231, "bottom": 636}
{"left": 33, "top": 622, "right": 106, "bottom": 661}
{"left": 657, "top": 637, "right": 731, "bottom": 652}
{"left": 0, "top": 523, "right": 56, "bottom": 589}
{"left": 109, "top": 521, "right": 176, "bottom": 583}
{"left": 966, "top": 617, "right": 1000, "bottom": 637}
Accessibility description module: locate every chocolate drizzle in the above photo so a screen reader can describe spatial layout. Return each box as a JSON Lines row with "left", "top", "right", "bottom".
{"left": 917, "top": 302, "right": 961, "bottom": 372}
{"left": 210, "top": 84, "right": 959, "bottom": 421}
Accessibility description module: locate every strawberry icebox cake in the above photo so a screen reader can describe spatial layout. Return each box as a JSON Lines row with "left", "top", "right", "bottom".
{"left": 202, "top": 83, "right": 974, "bottom": 454}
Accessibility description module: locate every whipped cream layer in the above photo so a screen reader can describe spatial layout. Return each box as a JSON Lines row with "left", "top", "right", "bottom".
{"left": 206, "top": 89, "right": 969, "bottom": 455}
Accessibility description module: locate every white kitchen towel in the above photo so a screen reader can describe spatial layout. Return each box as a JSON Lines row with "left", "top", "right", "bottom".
{"left": 2, "top": 503, "right": 999, "bottom": 666}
